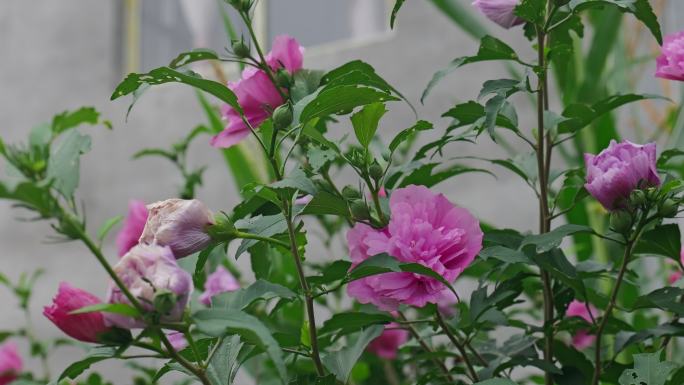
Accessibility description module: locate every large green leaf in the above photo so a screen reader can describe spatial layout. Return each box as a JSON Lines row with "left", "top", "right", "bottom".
{"left": 299, "top": 86, "right": 398, "bottom": 124}
{"left": 634, "top": 224, "right": 681, "bottom": 261}
{"left": 212, "top": 279, "right": 297, "bottom": 310}
{"left": 234, "top": 214, "right": 288, "bottom": 258}
{"left": 351, "top": 103, "right": 387, "bottom": 149}
{"left": 193, "top": 309, "right": 287, "bottom": 384}
{"left": 300, "top": 191, "right": 350, "bottom": 218}
{"left": 51, "top": 107, "right": 103, "bottom": 135}
{"left": 618, "top": 351, "right": 676, "bottom": 385}
{"left": 206, "top": 335, "right": 244, "bottom": 385}
{"left": 569, "top": 0, "right": 662, "bottom": 44}
{"left": 422, "top": 36, "right": 523, "bottom": 103}
{"left": 319, "top": 312, "right": 393, "bottom": 337}
{"left": 321, "top": 325, "right": 384, "bottom": 383}
{"left": 521, "top": 224, "right": 595, "bottom": 253}
{"left": 46, "top": 130, "right": 91, "bottom": 197}
{"left": 111, "top": 67, "right": 242, "bottom": 115}
{"left": 169, "top": 49, "right": 220, "bottom": 69}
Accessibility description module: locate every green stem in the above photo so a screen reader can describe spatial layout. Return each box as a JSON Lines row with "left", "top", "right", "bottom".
{"left": 159, "top": 329, "right": 212, "bottom": 385}
{"left": 235, "top": 231, "right": 290, "bottom": 248}
{"left": 591, "top": 240, "right": 636, "bottom": 385}
{"left": 397, "top": 311, "right": 454, "bottom": 382}
{"left": 435, "top": 310, "right": 479, "bottom": 382}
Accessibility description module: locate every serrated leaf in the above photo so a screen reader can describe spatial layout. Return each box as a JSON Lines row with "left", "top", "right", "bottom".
{"left": 271, "top": 168, "right": 317, "bottom": 195}
{"left": 51, "top": 107, "right": 101, "bottom": 135}
{"left": 206, "top": 335, "right": 244, "bottom": 385}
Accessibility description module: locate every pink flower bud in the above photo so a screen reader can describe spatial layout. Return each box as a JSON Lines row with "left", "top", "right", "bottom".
{"left": 0, "top": 342, "right": 22, "bottom": 385}
{"left": 366, "top": 323, "right": 408, "bottom": 360}
{"left": 584, "top": 140, "right": 660, "bottom": 211}
{"left": 347, "top": 185, "right": 483, "bottom": 311}
{"left": 656, "top": 31, "right": 684, "bottom": 82}
{"left": 472, "top": 0, "right": 524, "bottom": 29}
{"left": 140, "top": 199, "right": 214, "bottom": 258}
{"left": 199, "top": 266, "right": 240, "bottom": 306}
{"left": 566, "top": 300, "right": 597, "bottom": 350}
{"left": 105, "top": 244, "right": 194, "bottom": 329}
{"left": 116, "top": 200, "right": 149, "bottom": 257}
{"left": 43, "top": 282, "right": 112, "bottom": 343}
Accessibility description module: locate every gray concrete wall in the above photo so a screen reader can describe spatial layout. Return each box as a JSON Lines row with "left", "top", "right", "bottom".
{"left": 0, "top": 0, "right": 679, "bottom": 383}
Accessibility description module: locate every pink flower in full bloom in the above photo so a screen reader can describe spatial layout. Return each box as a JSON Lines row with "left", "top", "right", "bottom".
{"left": 567, "top": 300, "right": 597, "bottom": 350}
{"left": 656, "top": 31, "right": 684, "bottom": 82}
{"left": 43, "top": 282, "right": 112, "bottom": 343}
{"left": 105, "top": 244, "right": 194, "bottom": 329}
{"left": 0, "top": 342, "right": 22, "bottom": 385}
{"left": 347, "top": 185, "right": 483, "bottom": 311}
{"left": 472, "top": 0, "right": 524, "bottom": 29}
{"left": 366, "top": 323, "right": 409, "bottom": 360}
{"left": 199, "top": 266, "right": 240, "bottom": 306}
{"left": 211, "top": 35, "right": 304, "bottom": 148}
{"left": 140, "top": 199, "right": 215, "bottom": 259}
{"left": 584, "top": 140, "right": 660, "bottom": 211}
{"left": 116, "top": 200, "right": 148, "bottom": 257}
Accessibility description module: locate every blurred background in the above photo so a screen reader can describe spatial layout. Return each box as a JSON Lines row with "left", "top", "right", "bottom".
{"left": 0, "top": 0, "right": 682, "bottom": 382}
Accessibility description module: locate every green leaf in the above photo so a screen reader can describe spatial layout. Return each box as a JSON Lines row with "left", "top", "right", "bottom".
{"left": 321, "top": 325, "right": 384, "bottom": 383}
{"left": 521, "top": 224, "right": 595, "bottom": 253}
{"left": 422, "top": 36, "right": 521, "bottom": 102}
{"left": 307, "top": 146, "right": 337, "bottom": 172}
{"left": 51, "top": 107, "right": 102, "bottom": 135}
{"left": 569, "top": 0, "right": 662, "bottom": 44}
{"left": 618, "top": 351, "right": 676, "bottom": 385}
{"left": 290, "top": 70, "right": 325, "bottom": 103}
{"left": 271, "top": 168, "right": 317, "bottom": 195}
{"left": 558, "top": 94, "right": 666, "bottom": 134}
{"left": 479, "top": 246, "right": 530, "bottom": 264}
{"left": 634, "top": 224, "right": 681, "bottom": 261}
{"left": 347, "top": 253, "right": 459, "bottom": 298}
{"left": 70, "top": 303, "right": 140, "bottom": 318}
{"left": 351, "top": 103, "right": 387, "bottom": 148}
{"left": 320, "top": 312, "right": 393, "bottom": 337}
{"left": 299, "top": 86, "right": 398, "bottom": 124}
{"left": 389, "top": 120, "right": 434, "bottom": 153}
{"left": 320, "top": 60, "right": 412, "bottom": 112}
{"left": 390, "top": 0, "right": 406, "bottom": 28}
{"left": 169, "top": 48, "right": 219, "bottom": 68}
{"left": 442, "top": 101, "right": 518, "bottom": 134}
{"left": 300, "top": 191, "right": 350, "bottom": 218}
{"left": 206, "top": 335, "right": 244, "bottom": 385}
{"left": 212, "top": 279, "right": 297, "bottom": 310}
{"left": 111, "top": 67, "right": 242, "bottom": 115}
{"left": 57, "top": 346, "right": 121, "bottom": 380}
{"left": 399, "top": 163, "right": 494, "bottom": 188}
{"left": 630, "top": 287, "right": 684, "bottom": 315}
{"left": 193, "top": 309, "right": 287, "bottom": 384}
{"left": 132, "top": 148, "right": 177, "bottom": 161}
{"left": 193, "top": 243, "right": 219, "bottom": 288}
{"left": 46, "top": 130, "right": 92, "bottom": 197}
{"left": 234, "top": 214, "right": 288, "bottom": 258}
{"left": 514, "top": 0, "right": 546, "bottom": 24}
{"left": 96, "top": 216, "right": 123, "bottom": 243}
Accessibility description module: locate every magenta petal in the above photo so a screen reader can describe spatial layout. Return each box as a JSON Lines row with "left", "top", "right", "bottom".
{"left": 116, "top": 200, "right": 148, "bottom": 257}
{"left": 366, "top": 323, "right": 408, "bottom": 360}
{"left": 43, "top": 282, "right": 111, "bottom": 343}
{"left": 266, "top": 35, "right": 304, "bottom": 72}
{"left": 655, "top": 31, "right": 684, "bottom": 82}
{"left": 0, "top": 342, "right": 22, "bottom": 385}
{"left": 199, "top": 266, "right": 240, "bottom": 306}
{"left": 472, "top": 0, "right": 524, "bottom": 29}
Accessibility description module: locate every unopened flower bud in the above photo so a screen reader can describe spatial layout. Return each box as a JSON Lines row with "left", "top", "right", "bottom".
{"left": 630, "top": 190, "right": 647, "bottom": 206}
{"left": 350, "top": 200, "right": 370, "bottom": 220}
{"left": 140, "top": 199, "right": 215, "bottom": 259}
{"left": 273, "top": 105, "right": 293, "bottom": 130}
{"left": 275, "top": 69, "right": 292, "bottom": 88}
{"left": 369, "top": 164, "right": 384, "bottom": 181}
{"left": 231, "top": 40, "right": 250, "bottom": 59}
{"left": 43, "top": 282, "right": 112, "bottom": 343}
{"left": 659, "top": 199, "right": 679, "bottom": 218}
{"left": 153, "top": 290, "right": 177, "bottom": 316}
{"left": 609, "top": 210, "right": 632, "bottom": 234}
{"left": 342, "top": 186, "right": 361, "bottom": 200}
